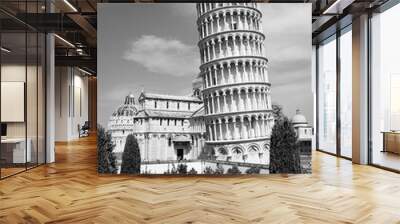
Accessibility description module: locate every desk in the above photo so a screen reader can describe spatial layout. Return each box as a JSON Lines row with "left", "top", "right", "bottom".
{"left": 382, "top": 132, "right": 400, "bottom": 154}
{"left": 1, "top": 138, "right": 31, "bottom": 164}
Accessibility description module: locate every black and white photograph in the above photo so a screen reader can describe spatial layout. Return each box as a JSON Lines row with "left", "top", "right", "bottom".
{"left": 97, "top": 3, "right": 312, "bottom": 175}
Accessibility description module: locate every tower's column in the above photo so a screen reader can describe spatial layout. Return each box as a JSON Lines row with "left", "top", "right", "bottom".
{"left": 213, "top": 120, "right": 217, "bottom": 140}
{"left": 224, "top": 92, "right": 228, "bottom": 113}
{"left": 218, "top": 119, "right": 223, "bottom": 140}
{"left": 215, "top": 14, "right": 220, "bottom": 32}
{"left": 208, "top": 123, "right": 213, "bottom": 140}
{"left": 220, "top": 64, "right": 225, "bottom": 85}
{"left": 204, "top": 18, "right": 209, "bottom": 36}
{"left": 216, "top": 92, "right": 220, "bottom": 113}
{"left": 209, "top": 16, "right": 214, "bottom": 34}
{"left": 218, "top": 38, "right": 223, "bottom": 58}
{"left": 233, "top": 118, "right": 238, "bottom": 139}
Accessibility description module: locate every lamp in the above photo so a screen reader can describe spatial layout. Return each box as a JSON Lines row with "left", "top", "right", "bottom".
{"left": 63, "top": 0, "right": 78, "bottom": 12}
{"left": 1, "top": 47, "right": 11, "bottom": 53}
{"left": 54, "top": 34, "right": 75, "bottom": 48}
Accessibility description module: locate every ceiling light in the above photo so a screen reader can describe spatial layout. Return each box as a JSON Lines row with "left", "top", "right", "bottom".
{"left": 54, "top": 34, "right": 75, "bottom": 48}
{"left": 78, "top": 67, "right": 93, "bottom": 76}
{"left": 1, "top": 47, "right": 11, "bottom": 53}
{"left": 63, "top": 0, "right": 78, "bottom": 12}
{"left": 322, "top": 0, "right": 355, "bottom": 15}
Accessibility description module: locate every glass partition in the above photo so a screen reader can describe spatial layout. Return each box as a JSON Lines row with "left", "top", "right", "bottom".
{"left": 0, "top": 1, "right": 46, "bottom": 179}
{"left": 1, "top": 31, "right": 28, "bottom": 177}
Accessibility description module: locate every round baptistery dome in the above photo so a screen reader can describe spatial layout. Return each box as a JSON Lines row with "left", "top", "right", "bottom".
{"left": 292, "top": 109, "right": 308, "bottom": 127}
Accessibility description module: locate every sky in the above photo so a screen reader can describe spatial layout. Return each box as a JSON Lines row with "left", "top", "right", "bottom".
{"left": 98, "top": 3, "right": 312, "bottom": 127}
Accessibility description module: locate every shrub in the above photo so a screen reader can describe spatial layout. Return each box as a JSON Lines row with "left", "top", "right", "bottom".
{"left": 170, "top": 164, "right": 178, "bottom": 174}
{"left": 269, "top": 117, "right": 301, "bottom": 174}
{"left": 245, "top": 167, "right": 261, "bottom": 174}
{"left": 188, "top": 168, "right": 198, "bottom": 175}
{"left": 227, "top": 165, "right": 241, "bottom": 175}
{"left": 120, "top": 134, "right": 141, "bottom": 174}
{"left": 177, "top": 164, "right": 188, "bottom": 174}
{"left": 97, "top": 126, "right": 117, "bottom": 174}
{"left": 203, "top": 166, "right": 214, "bottom": 175}
{"left": 214, "top": 164, "right": 224, "bottom": 175}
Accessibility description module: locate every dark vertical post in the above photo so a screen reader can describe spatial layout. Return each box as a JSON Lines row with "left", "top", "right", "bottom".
{"left": 0, "top": 24, "right": 2, "bottom": 179}
{"left": 367, "top": 11, "right": 373, "bottom": 164}
{"left": 336, "top": 28, "right": 341, "bottom": 157}
{"left": 25, "top": 0, "right": 28, "bottom": 170}
{"left": 315, "top": 45, "right": 320, "bottom": 150}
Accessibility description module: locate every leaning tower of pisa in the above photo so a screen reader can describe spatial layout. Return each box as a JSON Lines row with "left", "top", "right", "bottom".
{"left": 196, "top": 3, "right": 273, "bottom": 164}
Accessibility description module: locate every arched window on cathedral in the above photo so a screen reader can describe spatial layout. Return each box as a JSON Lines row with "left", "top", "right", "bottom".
{"left": 174, "top": 119, "right": 177, "bottom": 126}
{"left": 188, "top": 103, "right": 190, "bottom": 110}
{"left": 154, "top": 101, "right": 157, "bottom": 108}
{"left": 177, "top": 102, "right": 180, "bottom": 110}
{"left": 181, "top": 120, "right": 184, "bottom": 126}
{"left": 166, "top": 101, "right": 169, "bottom": 109}
{"left": 160, "top": 119, "right": 162, "bottom": 126}
{"left": 168, "top": 137, "right": 172, "bottom": 146}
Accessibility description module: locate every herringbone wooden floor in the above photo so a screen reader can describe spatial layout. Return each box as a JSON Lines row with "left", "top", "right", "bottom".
{"left": 1, "top": 136, "right": 400, "bottom": 224}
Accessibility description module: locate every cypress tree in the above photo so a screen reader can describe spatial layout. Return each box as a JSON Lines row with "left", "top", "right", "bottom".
{"left": 269, "top": 117, "right": 301, "bottom": 174}
{"left": 120, "top": 134, "right": 141, "bottom": 174}
{"left": 97, "top": 126, "right": 117, "bottom": 174}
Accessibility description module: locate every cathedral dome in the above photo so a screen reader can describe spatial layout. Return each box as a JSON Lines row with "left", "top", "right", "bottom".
{"left": 292, "top": 109, "right": 307, "bottom": 125}
{"left": 112, "top": 93, "right": 138, "bottom": 117}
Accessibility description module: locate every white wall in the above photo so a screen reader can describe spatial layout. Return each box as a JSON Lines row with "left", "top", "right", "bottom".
{"left": 55, "top": 67, "right": 89, "bottom": 141}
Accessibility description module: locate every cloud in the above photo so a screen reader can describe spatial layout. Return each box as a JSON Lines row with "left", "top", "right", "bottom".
{"left": 123, "top": 35, "right": 199, "bottom": 77}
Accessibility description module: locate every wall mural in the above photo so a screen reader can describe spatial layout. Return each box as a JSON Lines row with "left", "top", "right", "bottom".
{"left": 97, "top": 3, "right": 312, "bottom": 175}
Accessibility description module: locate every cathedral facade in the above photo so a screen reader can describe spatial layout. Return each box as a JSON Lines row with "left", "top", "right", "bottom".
{"left": 108, "top": 86, "right": 206, "bottom": 162}
{"left": 108, "top": 3, "right": 273, "bottom": 165}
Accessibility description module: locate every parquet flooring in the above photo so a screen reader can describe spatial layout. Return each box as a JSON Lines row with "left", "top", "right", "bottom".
{"left": 1, "top": 135, "right": 400, "bottom": 223}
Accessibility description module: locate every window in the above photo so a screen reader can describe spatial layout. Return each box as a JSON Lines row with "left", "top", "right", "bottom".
{"left": 154, "top": 101, "right": 157, "bottom": 108}
{"left": 188, "top": 103, "right": 191, "bottom": 110}
{"left": 340, "top": 27, "right": 352, "bottom": 158}
{"left": 177, "top": 102, "right": 180, "bottom": 110}
{"left": 317, "top": 35, "right": 337, "bottom": 154}
{"left": 174, "top": 119, "right": 177, "bottom": 126}
{"left": 160, "top": 119, "right": 162, "bottom": 126}
{"left": 168, "top": 137, "right": 172, "bottom": 146}
{"left": 166, "top": 101, "right": 169, "bottom": 108}
{"left": 370, "top": 4, "right": 400, "bottom": 171}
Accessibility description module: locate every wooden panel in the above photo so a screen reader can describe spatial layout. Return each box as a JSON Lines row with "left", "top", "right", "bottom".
{"left": 384, "top": 132, "right": 400, "bottom": 154}
{"left": 88, "top": 77, "right": 97, "bottom": 131}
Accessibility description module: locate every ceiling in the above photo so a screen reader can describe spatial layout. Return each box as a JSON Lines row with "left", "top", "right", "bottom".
{"left": 0, "top": 0, "right": 392, "bottom": 75}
